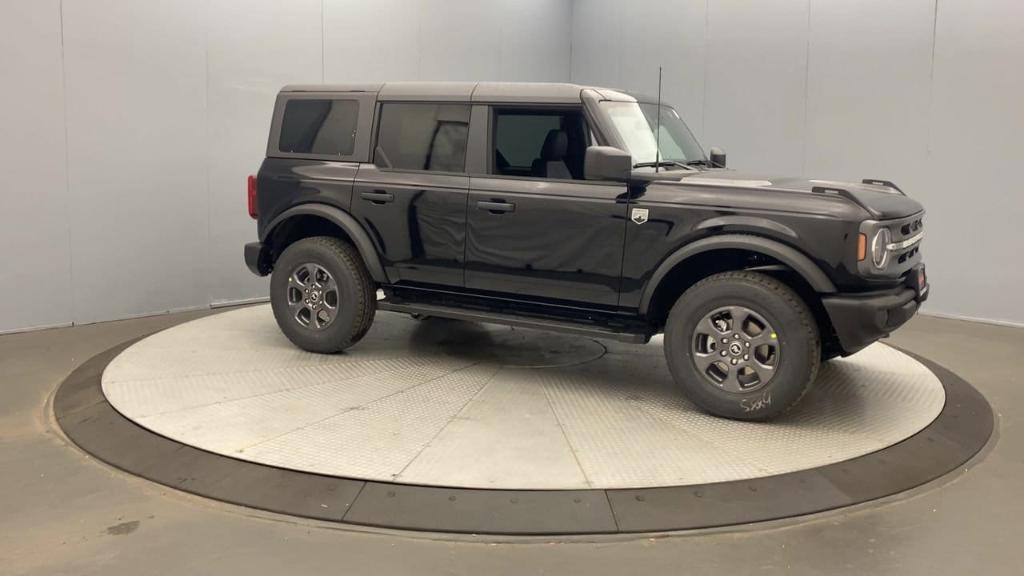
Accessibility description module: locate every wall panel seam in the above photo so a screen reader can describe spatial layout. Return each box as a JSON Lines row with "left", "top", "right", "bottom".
{"left": 204, "top": 0, "right": 213, "bottom": 311}
{"left": 926, "top": 0, "right": 939, "bottom": 158}
{"left": 700, "top": 0, "right": 709, "bottom": 138}
{"left": 799, "top": 0, "right": 812, "bottom": 177}
{"left": 57, "top": 0, "right": 76, "bottom": 326}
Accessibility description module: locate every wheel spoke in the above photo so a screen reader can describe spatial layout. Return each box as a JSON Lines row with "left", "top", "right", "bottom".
{"left": 692, "top": 352, "right": 717, "bottom": 373}
{"left": 690, "top": 304, "right": 780, "bottom": 394}
{"left": 753, "top": 353, "right": 776, "bottom": 370}
{"left": 720, "top": 365, "right": 744, "bottom": 393}
{"left": 320, "top": 271, "right": 337, "bottom": 293}
{"left": 729, "top": 306, "right": 751, "bottom": 335}
{"left": 306, "top": 264, "right": 320, "bottom": 285}
{"left": 293, "top": 304, "right": 311, "bottom": 327}
{"left": 748, "top": 367, "right": 766, "bottom": 386}
{"left": 291, "top": 266, "right": 310, "bottom": 287}
{"left": 320, "top": 275, "right": 339, "bottom": 310}
{"left": 285, "top": 262, "right": 339, "bottom": 331}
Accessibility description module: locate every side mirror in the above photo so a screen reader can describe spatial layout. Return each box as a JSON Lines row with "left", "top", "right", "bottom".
{"left": 584, "top": 146, "right": 632, "bottom": 181}
{"left": 709, "top": 147, "right": 726, "bottom": 168}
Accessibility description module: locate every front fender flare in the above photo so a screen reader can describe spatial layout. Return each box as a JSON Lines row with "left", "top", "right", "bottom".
{"left": 638, "top": 234, "right": 836, "bottom": 314}
{"left": 261, "top": 203, "right": 389, "bottom": 283}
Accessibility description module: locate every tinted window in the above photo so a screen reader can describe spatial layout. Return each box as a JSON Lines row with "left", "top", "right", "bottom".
{"left": 376, "top": 103, "right": 470, "bottom": 172}
{"left": 279, "top": 99, "right": 359, "bottom": 156}
{"left": 492, "top": 109, "right": 588, "bottom": 180}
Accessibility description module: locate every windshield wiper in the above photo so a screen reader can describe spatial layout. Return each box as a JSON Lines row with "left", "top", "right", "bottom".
{"left": 632, "top": 160, "right": 695, "bottom": 171}
{"left": 684, "top": 159, "right": 712, "bottom": 167}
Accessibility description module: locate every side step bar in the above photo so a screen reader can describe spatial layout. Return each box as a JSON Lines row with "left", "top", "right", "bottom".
{"left": 377, "top": 301, "right": 651, "bottom": 344}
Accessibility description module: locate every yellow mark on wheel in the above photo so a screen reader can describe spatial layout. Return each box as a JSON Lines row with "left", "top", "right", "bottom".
{"left": 770, "top": 332, "right": 777, "bottom": 339}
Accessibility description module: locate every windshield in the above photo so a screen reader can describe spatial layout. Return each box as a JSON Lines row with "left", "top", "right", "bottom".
{"left": 600, "top": 101, "right": 705, "bottom": 166}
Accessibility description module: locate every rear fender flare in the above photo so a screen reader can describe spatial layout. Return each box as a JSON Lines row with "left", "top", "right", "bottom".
{"left": 262, "top": 203, "right": 389, "bottom": 283}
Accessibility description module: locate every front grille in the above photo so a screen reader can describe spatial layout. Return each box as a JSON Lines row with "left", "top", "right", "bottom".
{"left": 897, "top": 245, "right": 920, "bottom": 265}
{"left": 900, "top": 218, "right": 923, "bottom": 236}
{"left": 884, "top": 213, "right": 924, "bottom": 275}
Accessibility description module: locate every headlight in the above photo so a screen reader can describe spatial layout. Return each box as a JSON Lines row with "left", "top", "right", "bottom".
{"left": 871, "top": 228, "right": 891, "bottom": 269}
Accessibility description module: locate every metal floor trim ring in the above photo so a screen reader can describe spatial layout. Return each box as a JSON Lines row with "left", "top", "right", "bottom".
{"left": 51, "top": 306, "right": 994, "bottom": 535}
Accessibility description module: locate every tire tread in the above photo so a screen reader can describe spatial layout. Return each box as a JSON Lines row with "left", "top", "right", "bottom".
{"left": 665, "top": 271, "right": 820, "bottom": 420}
{"left": 271, "top": 236, "right": 376, "bottom": 353}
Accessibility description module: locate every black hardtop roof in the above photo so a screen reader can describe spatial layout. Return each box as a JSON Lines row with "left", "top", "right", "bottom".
{"left": 279, "top": 81, "right": 649, "bottom": 104}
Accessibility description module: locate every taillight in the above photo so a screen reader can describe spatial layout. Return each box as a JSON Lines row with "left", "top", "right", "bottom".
{"left": 247, "top": 175, "right": 258, "bottom": 219}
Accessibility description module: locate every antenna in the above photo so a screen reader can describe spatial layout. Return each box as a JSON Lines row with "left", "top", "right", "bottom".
{"left": 655, "top": 66, "right": 662, "bottom": 173}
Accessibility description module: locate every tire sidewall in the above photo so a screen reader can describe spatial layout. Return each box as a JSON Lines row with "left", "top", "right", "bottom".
{"left": 664, "top": 276, "right": 818, "bottom": 420}
{"left": 270, "top": 239, "right": 366, "bottom": 353}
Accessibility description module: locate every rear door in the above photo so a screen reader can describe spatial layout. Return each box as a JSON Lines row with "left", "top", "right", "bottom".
{"left": 352, "top": 102, "right": 471, "bottom": 288}
{"left": 465, "top": 106, "right": 629, "bottom": 307}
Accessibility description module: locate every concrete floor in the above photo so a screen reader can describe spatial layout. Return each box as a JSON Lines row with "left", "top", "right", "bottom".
{"left": 1, "top": 308, "right": 1021, "bottom": 575}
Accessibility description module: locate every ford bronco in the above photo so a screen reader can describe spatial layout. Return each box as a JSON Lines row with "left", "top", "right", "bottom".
{"left": 244, "top": 82, "right": 928, "bottom": 420}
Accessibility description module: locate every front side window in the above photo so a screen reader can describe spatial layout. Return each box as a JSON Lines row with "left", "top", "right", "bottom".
{"left": 278, "top": 99, "right": 359, "bottom": 156}
{"left": 491, "top": 108, "right": 589, "bottom": 180}
{"left": 600, "top": 102, "right": 704, "bottom": 166}
{"left": 375, "top": 103, "right": 471, "bottom": 172}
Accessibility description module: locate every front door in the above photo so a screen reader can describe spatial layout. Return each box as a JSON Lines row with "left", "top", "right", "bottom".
{"left": 465, "top": 107, "right": 628, "bottom": 307}
{"left": 351, "top": 102, "right": 472, "bottom": 288}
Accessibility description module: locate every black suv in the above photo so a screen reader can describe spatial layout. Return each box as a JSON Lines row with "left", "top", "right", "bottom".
{"left": 245, "top": 82, "right": 928, "bottom": 420}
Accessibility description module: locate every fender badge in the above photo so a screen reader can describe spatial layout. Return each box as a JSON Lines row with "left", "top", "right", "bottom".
{"left": 631, "top": 208, "right": 649, "bottom": 225}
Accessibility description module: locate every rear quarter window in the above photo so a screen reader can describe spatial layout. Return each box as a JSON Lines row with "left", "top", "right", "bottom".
{"left": 278, "top": 99, "right": 359, "bottom": 156}
{"left": 375, "top": 103, "right": 471, "bottom": 172}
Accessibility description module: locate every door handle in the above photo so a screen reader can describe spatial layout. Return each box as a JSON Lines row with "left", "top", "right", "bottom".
{"left": 476, "top": 200, "right": 515, "bottom": 214}
{"left": 360, "top": 190, "right": 394, "bottom": 204}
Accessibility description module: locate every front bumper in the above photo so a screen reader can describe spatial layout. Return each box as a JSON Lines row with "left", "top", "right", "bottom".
{"left": 822, "top": 265, "right": 929, "bottom": 355}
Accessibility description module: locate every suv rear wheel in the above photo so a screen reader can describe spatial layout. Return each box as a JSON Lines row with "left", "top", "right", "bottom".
{"left": 270, "top": 236, "right": 376, "bottom": 353}
{"left": 663, "top": 271, "right": 820, "bottom": 420}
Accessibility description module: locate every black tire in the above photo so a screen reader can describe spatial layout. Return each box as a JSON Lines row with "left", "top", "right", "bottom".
{"left": 663, "top": 271, "right": 820, "bottom": 421}
{"left": 270, "top": 236, "right": 376, "bottom": 353}
{"left": 821, "top": 350, "right": 842, "bottom": 363}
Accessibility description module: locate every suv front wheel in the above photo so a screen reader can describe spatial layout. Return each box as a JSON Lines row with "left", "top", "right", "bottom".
{"left": 270, "top": 236, "right": 376, "bottom": 353}
{"left": 663, "top": 271, "right": 821, "bottom": 420}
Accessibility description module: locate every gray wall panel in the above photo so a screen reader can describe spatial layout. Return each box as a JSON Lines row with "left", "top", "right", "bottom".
{"left": 206, "top": 0, "right": 324, "bottom": 305}
{"left": 570, "top": 0, "right": 706, "bottom": 138}
{"left": 62, "top": 0, "right": 210, "bottom": 324}
{"left": 323, "top": 0, "right": 420, "bottom": 83}
{"left": 417, "top": 0, "right": 502, "bottom": 80}
{"left": 498, "top": 0, "right": 572, "bottom": 82}
{"left": 324, "top": 0, "right": 571, "bottom": 83}
{"left": 0, "top": 0, "right": 573, "bottom": 332}
{"left": 570, "top": 0, "right": 1024, "bottom": 325}
{"left": 702, "top": 0, "right": 809, "bottom": 175}
{"left": 569, "top": 0, "right": 622, "bottom": 91}
{"left": 923, "top": 0, "right": 1024, "bottom": 323}
{"left": 6, "top": 0, "right": 1017, "bottom": 329}
{"left": 803, "top": 0, "right": 934, "bottom": 188}
{"left": 0, "top": 0, "right": 72, "bottom": 332}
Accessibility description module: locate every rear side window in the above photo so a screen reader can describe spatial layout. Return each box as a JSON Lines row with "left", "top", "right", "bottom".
{"left": 278, "top": 99, "right": 359, "bottom": 156}
{"left": 375, "top": 103, "right": 471, "bottom": 172}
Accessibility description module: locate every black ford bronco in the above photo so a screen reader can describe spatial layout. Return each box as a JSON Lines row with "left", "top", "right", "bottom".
{"left": 245, "top": 82, "right": 928, "bottom": 420}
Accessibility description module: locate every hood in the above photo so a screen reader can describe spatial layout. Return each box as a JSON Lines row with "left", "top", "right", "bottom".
{"left": 675, "top": 170, "right": 924, "bottom": 220}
